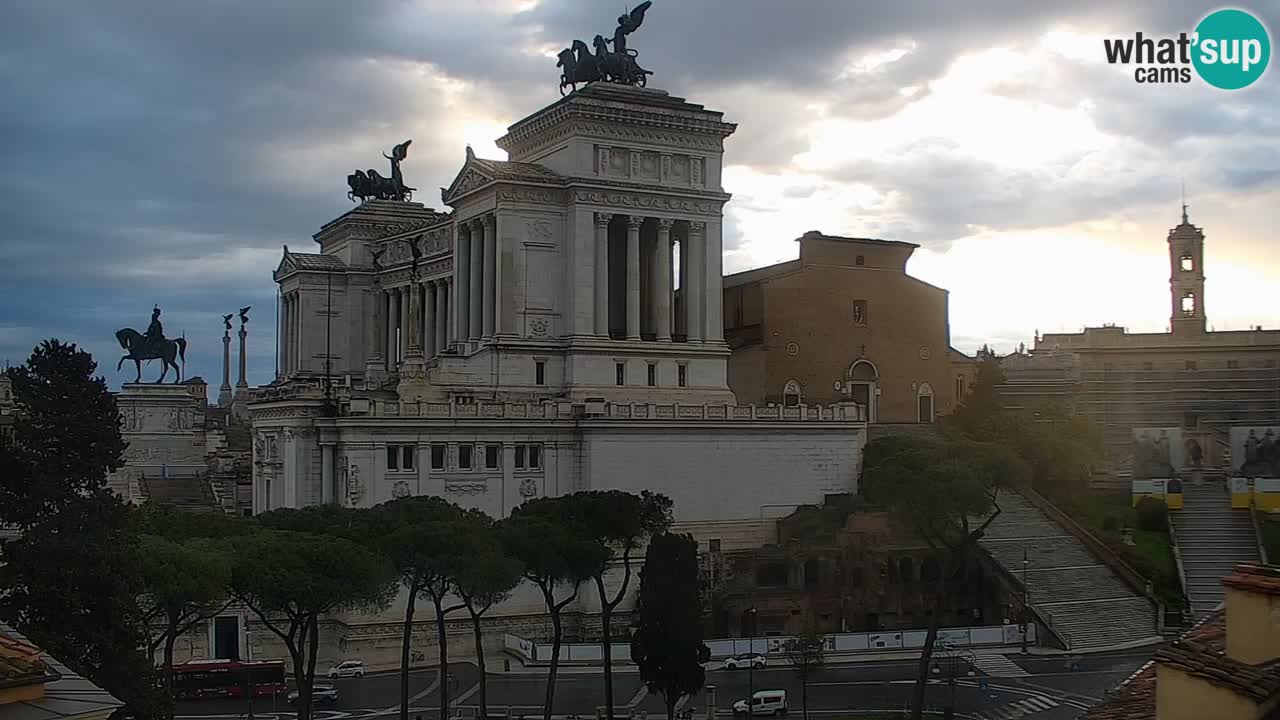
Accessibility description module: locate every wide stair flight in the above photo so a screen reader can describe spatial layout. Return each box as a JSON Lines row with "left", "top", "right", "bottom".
{"left": 1170, "top": 481, "right": 1261, "bottom": 618}
{"left": 979, "top": 492, "right": 1161, "bottom": 651}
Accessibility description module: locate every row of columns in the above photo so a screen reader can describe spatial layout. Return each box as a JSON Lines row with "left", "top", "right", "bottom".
{"left": 456, "top": 214, "right": 499, "bottom": 342}
{"left": 368, "top": 277, "right": 454, "bottom": 370}
{"left": 593, "top": 213, "right": 707, "bottom": 342}
{"left": 279, "top": 291, "right": 303, "bottom": 375}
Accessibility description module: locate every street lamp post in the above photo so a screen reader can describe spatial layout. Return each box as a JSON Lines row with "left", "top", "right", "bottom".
{"left": 747, "top": 607, "right": 758, "bottom": 709}
{"left": 1021, "top": 548, "right": 1029, "bottom": 654}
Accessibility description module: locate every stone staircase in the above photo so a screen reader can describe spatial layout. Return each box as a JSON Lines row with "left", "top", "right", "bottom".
{"left": 1169, "top": 481, "right": 1261, "bottom": 618}
{"left": 142, "top": 472, "right": 220, "bottom": 514}
{"left": 979, "top": 492, "right": 1161, "bottom": 651}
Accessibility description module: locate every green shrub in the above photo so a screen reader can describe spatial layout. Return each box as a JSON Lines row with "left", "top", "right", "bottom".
{"left": 1135, "top": 497, "right": 1168, "bottom": 532}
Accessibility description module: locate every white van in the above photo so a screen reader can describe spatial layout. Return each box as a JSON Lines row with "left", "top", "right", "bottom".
{"left": 733, "top": 690, "right": 788, "bottom": 716}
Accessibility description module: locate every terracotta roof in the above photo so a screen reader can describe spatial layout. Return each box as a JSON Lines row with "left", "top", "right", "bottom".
{"left": 470, "top": 158, "right": 563, "bottom": 184}
{"left": 1222, "top": 564, "right": 1280, "bottom": 596}
{"left": 0, "top": 631, "right": 52, "bottom": 687}
{"left": 288, "top": 253, "right": 346, "bottom": 271}
{"left": 1084, "top": 610, "right": 1226, "bottom": 720}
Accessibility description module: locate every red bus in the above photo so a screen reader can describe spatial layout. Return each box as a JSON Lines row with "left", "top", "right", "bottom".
{"left": 171, "top": 659, "right": 288, "bottom": 699}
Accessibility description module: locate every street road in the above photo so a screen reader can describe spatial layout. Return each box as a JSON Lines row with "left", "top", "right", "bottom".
{"left": 175, "top": 649, "right": 1152, "bottom": 720}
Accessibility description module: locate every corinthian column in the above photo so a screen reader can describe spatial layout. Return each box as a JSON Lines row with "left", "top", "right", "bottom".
{"left": 625, "top": 215, "right": 642, "bottom": 340}
{"left": 435, "top": 280, "right": 449, "bottom": 355}
{"left": 366, "top": 286, "right": 384, "bottom": 373}
{"left": 686, "top": 223, "right": 704, "bottom": 342}
{"left": 594, "top": 213, "right": 611, "bottom": 336}
{"left": 469, "top": 219, "right": 484, "bottom": 341}
{"left": 455, "top": 224, "right": 471, "bottom": 342}
{"left": 423, "top": 281, "right": 437, "bottom": 359}
{"left": 482, "top": 215, "right": 496, "bottom": 339}
{"left": 655, "top": 219, "right": 673, "bottom": 342}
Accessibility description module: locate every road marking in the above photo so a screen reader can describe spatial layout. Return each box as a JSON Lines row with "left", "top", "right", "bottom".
{"left": 626, "top": 685, "right": 648, "bottom": 708}
{"left": 955, "top": 679, "right": 1091, "bottom": 710}
{"left": 810, "top": 680, "right": 918, "bottom": 686}
{"left": 969, "top": 654, "right": 1031, "bottom": 678}
{"left": 973, "top": 694, "right": 1060, "bottom": 719}
{"left": 379, "top": 670, "right": 441, "bottom": 713}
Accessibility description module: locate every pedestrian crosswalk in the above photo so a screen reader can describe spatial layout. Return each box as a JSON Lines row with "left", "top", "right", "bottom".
{"left": 969, "top": 653, "right": 1032, "bottom": 677}
{"left": 973, "top": 695, "right": 1060, "bottom": 719}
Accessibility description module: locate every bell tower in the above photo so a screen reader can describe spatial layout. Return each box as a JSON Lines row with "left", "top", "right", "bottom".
{"left": 1168, "top": 203, "right": 1206, "bottom": 336}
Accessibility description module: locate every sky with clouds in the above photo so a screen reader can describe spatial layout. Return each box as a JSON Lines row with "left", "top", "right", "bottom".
{"left": 1, "top": 0, "right": 1276, "bottom": 391}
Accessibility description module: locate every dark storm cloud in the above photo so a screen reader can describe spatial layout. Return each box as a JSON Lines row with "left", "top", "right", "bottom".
{"left": 0, "top": 0, "right": 1276, "bottom": 386}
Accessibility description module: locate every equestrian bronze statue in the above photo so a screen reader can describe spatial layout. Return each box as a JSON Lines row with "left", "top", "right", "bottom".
{"left": 115, "top": 306, "right": 187, "bottom": 383}
{"left": 347, "top": 140, "right": 416, "bottom": 202}
{"left": 557, "top": 2, "right": 654, "bottom": 95}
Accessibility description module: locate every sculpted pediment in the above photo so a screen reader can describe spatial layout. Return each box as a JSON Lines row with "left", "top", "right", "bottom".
{"left": 441, "top": 149, "right": 496, "bottom": 205}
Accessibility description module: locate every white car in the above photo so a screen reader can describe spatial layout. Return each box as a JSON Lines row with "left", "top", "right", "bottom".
{"left": 734, "top": 690, "right": 787, "bottom": 716}
{"left": 326, "top": 660, "right": 366, "bottom": 678}
{"left": 722, "top": 653, "right": 767, "bottom": 670}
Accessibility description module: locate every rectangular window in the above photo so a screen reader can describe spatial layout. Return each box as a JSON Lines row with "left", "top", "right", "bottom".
{"left": 855, "top": 255, "right": 865, "bottom": 266}
{"left": 485, "top": 444, "right": 500, "bottom": 470}
{"left": 1185, "top": 360, "right": 1197, "bottom": 371}
{"left": 515, "top": 445, "right": 526, "bottom": 469}
{"left": 402, "top": 446, "right": 414, "bottom": 471}
{"left": 458, "top": 444, "right": 473, "bottom": 470}
{"left": 1180, "top": 254, "right": 1194, "bottom": 272}
{"left": 709, "top": 538, "right": 722, "bottom": 553}
{"left": 678, "top": 365, "right": 687, "bottom": 387}
{"left": 615, "top": 362, "right": 625, "bottom": 386}
{"left": 852, "top": 300, "right": 868, "bottom": 326}
{"left": 955, "top": 375, "right": 964, "bottom": 399}
{"left": 647, "top": 363, "right": 656, "bottom": 387}
{"left": 535, "top": 361, "right": 545, "bottom": 386}
{"left": 528, "top": 445, "right": 541, "bottom": 469}
{"left": 386, "top": 446, "right": 398, "bottom": 471}
{"left": 431, "top": 444, "right": 446, "bottom": 470}
{"left": 1227, "top": 359, "right": 1239, "bottom": 369}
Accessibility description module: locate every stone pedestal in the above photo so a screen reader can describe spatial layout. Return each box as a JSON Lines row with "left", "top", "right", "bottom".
{"left": 108, "top": 383, "right": 211, "bottom": 506}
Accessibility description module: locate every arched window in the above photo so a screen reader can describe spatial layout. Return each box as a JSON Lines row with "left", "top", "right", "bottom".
{"left": 847, "top": 360, "right": 879, "bottom": 423}
{"left": 783, "top": 379, "right": 802, "bottom": 407}
{"left": 917, "top": 382, "right": 935, "bottom": 423}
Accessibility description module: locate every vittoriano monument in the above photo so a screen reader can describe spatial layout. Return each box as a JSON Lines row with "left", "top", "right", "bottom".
{"left": 557, "top": 1, "right": 654, "bottom": 95}
{"left": 346, "top": 139, "right": 416, "bottom": 203}
{"left": 116, "top": 306, "right": 187, "bottom": 384}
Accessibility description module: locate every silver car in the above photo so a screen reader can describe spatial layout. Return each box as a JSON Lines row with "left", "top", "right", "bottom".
{"left": 326, "top": 660, "right": 366, "bottom": 678}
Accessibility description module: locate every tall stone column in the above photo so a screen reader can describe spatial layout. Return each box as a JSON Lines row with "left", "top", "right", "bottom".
{"left": 594, "top": 213, "right": 611, "bottom": 336}
{"left": 435, "top": 280, "right": 449, "bottom": 355}
{"left": 236, "top": 322, "right": 248, "bottom": 390}
{"left": 655, "top": 219, "right": 673, "bottom": 342}
{"left": 406, "top": 281, "right": 423, "bottom": 358}
{"left": 455, "top": 224, "right": 472, "bottom": 343}
{"left": 366, "top": 286, "right": 385, "bottom": 376}
{"left": 219, "top": 328, "right": 232, "bottom": 406}
{"left": 482, "top": 215, "right": 497, "bottom": 339}
{"left": 423, "top": 281, "right": 437, "bottom": 359}
{"left": 283, "top": 295, "right": 292, "bottom": 374}
{"left": 686, "top": 223, "right": 704, "bottom": 342}
{"left": 277, "top": 294, "right": 287, "bottom": 378}
{"left": 384, "top": 291, "right": 394, "bottom": 368}
{"left": 291, "top": 293, "right": 303, "bottom": 372}
{"left": 625, "top": 215, "right": 642, "bottom": 340}
{"left": 704, "top": 220, "right": 725, "bottom": 343}
{"left": 400, "top": 286, "right": 411, "bottom": 362}
{"left": 468, "top": 219, "right": 484, "bottom": 341}
{"left": 386, "top": 286, "right": 396, "bottom": 363}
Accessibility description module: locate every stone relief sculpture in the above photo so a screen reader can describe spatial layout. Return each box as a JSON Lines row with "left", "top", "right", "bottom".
{"left": 347, "top": 140, "right": 415, "bottom": 203}
{"left": 1242, "top": 428, "right": 1280, "bottom": 477}
{"left": 392, "top": 480, "right": 411, "bottom": 499}
{"left": 556, "top": 2, "right": 653, "bottom": 94}
{"left": 115, "top": 306, "right": 188, "bottom": 384}
{"left": 519, "top": 477, "right": 538, "bottom": 498}
{"left": 347, "top": 463, "right": 365, "bottom": 506}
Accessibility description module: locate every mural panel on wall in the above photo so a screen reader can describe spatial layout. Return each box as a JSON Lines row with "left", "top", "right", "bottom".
{"left": 1231, "top": 426, "right": 1280, "bottom": 477}
{"left": 1131, "top": 428, "right": 1182, "bottom": 478}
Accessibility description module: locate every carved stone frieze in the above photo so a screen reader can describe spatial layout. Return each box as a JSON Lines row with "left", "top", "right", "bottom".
{"left": 526, "top": 220, "right": 554, "bottom": 245}
{"left": 445, "top": 481, "right": 488, "bottom": 495}
{"left": 571, "top": 190, "right": 720, "bottom": 215}
{"left": 496, "top": 188, "right": 564, "bottom": 205}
